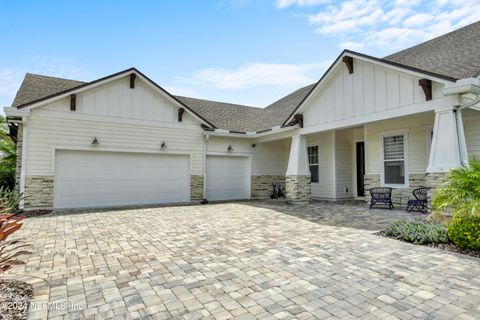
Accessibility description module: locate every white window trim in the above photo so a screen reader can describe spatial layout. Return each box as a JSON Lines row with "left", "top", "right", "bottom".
{"left": 379, "top": 129, "right": 409, "bottom": 188}
{"left": 307, "top": 143, "right": 320, "bottom": 185}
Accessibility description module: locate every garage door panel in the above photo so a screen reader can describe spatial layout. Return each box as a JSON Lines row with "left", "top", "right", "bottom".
{"left": 54, "top": 150, "right": 190, "bottom": 208}
{"left": 206, "top": 155, "right": 249, "bottom": 201}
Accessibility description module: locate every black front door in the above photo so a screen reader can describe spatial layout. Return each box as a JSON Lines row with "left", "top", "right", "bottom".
{"left": 356, "top": 141, "right": 365, "bottom": 197}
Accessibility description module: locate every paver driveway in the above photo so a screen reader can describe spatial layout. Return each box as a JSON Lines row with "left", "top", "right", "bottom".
{"left": 10, "top": 201, "right": 480, "bottom": 319}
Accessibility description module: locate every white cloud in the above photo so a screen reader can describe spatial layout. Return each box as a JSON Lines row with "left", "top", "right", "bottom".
{"left": 275, "top": 0, "right": 330, "bottom": 9}
{"left": 186, "top": 61, "right": 329, "bottom": 89}
{"left": 278, "top": 0, "right": 480, "bottom": 53}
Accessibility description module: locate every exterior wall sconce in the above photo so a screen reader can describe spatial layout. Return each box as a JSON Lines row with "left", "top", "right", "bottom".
{"left": 251, "top": 144, "right": 256, "bottom": 148}
{"left": 91, "top": 137, "right": 99, "bottom": 145}
{"left": 161, "top": 141, "right": 167, "bottom": 150}
{"left": 227, "top": 145, "right": 233, "bottom": 152}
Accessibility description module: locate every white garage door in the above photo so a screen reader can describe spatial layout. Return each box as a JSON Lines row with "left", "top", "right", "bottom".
{"left": 206, "top": 155, "right": 250, "bottom": 201}
{"left": 54, "top": 150, "right": 190, "bottom": 208}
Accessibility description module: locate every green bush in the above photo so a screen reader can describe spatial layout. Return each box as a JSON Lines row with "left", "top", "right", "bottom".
{"left": 0, "top": 168, "right": 15, "bottom": 190}
{"left": 385, "top": 219, "right": 449, "bottom": 245}
{"left": 432, "top": 158, "right": 480, "bottom": 215}
{"left": 448, "top": 214, "right": 480, "bottom": 250}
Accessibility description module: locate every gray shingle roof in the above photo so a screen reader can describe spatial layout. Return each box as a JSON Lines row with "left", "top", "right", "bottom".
{"left": 12, "top": 73, "right": 86, "bottom": 108}
{"left": 9, "top": 21, "right": 480, "bottom": 132}
{"left": 384, "top": 21, "right": 480, "bottom": 79}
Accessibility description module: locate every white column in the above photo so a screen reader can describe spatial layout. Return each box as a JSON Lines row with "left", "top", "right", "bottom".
{"left": 286, "top": 134, "right": 310, "bottom": 176}
{"left": 427, "top": 106, "right": 465, "bottom": 172}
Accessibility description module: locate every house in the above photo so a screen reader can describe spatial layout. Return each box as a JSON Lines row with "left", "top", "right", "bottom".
{"left": 5, "top": 22, "right": 480, "bottom": 210}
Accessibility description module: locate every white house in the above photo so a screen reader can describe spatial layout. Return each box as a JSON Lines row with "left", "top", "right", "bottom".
{"left": 5, "top": 22, "right": 480, "bottom": 210}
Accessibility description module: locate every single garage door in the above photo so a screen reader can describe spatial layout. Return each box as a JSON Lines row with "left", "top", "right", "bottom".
{"left": 54, "top": 150, "right": 190, "bottom": 208}
{"left": 206, "top": 155, "right": 250, "bottom": 201}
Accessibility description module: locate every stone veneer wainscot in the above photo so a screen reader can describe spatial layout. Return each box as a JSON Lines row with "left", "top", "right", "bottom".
{"left": 251, "top": 175, "right": 286, "bottom": 198}
{"left": 190, "top": 175, "right": 204, "bottom": 201}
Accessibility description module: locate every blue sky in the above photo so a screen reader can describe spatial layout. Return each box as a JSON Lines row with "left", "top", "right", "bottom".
{"left": 1, "top": 0, "right": 480, "bottom": 109}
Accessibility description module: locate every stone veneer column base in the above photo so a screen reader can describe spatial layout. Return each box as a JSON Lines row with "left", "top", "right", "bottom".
{"left": 426, "top": 172, "right": 450, "bottom": 203}
{"left": 364, "top": 173, "right": 427, "bottom": 206}
{"left": 24, "top": 176, "right": 54, "bottom": 208}
{"left": 285, "top": 175, "right": 311, "bottom": 204}
{"left": 251, "top": 175, "right": 286, "bottom": 198}
{"left": 190, "top": 175, "right": 204, "bottom": 201}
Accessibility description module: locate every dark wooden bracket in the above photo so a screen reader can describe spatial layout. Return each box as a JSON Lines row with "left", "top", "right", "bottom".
{"left": 130, "top": 73, "right": 136, "bottom": 89}
{"left": 70, "top": 94, "right": 76, "bottom": 111}
{"left": 419, "top": 78, "right": 432, "bottom": 101}
{"left": 342, "top": 56, "right": 354, "bottom": 74}
{"left": 293, "top": 114, "right": 304, "bottom": 128}
{"left": 178, "top": 108, "right": 185, "bottom": 122}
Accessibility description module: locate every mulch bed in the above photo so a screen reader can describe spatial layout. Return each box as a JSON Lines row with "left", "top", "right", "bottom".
{"left": 0, "top": 279, "right": 33, "bottom": 320}
{"left": 377, "top": 231, "right": 480, "bottom": 259}
{"left": 15, "top": 210, "right": 52, "bottom": 219}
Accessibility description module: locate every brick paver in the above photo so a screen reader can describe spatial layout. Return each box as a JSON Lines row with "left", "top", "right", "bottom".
{"left": 10, "top": 201, "right": 480, "bottom": 319}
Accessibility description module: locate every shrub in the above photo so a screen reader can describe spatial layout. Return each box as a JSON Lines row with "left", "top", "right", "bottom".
{"left": 385, "top": 219, "right": 449, "bottom": 245}
{"left": 448, "top": 214, "right": 480, "bottom": 250}
{"left": 0, "top": 187, "right": 22, "bottom": 214}
{"left": 432, "top": 158, "right": 480, "bottom": 215}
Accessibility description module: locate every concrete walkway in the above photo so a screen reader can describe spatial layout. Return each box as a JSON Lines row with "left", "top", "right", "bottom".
{"left": 10, "top": 201, "right": 480, "bottom": 319}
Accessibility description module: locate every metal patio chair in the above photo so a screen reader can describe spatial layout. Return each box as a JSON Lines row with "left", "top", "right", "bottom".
{"left": 406, "top": 187, "right": 429, "bottom": 214}
{"left": 369, "top": 187, "right": 394, "bottom": 210}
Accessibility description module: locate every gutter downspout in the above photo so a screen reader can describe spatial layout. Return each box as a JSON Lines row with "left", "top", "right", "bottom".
{"left": 455, "top": 93, "right": 480, "bottom": 167}
{"left": 203, "top": 134, "right": 209, "bottom": 200}
{"left": 19, "top": 118, "right": 28, "bottom": 209}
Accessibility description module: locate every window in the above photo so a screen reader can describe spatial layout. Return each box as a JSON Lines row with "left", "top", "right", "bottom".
{"left": 307, "top": 145, "right": 319, "bottom": 183}
{"left": 383, "top": 135, "right": 406, "bottom": 185}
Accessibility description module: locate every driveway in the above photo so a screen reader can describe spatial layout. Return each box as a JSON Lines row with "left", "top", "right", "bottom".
{"left": 10, "top": 201, "right": 480, "bottom": 319}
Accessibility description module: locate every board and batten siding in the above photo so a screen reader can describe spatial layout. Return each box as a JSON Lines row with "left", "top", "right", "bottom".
{"left": 365, "top": 112, "right": 435, "bottom": 175}
{"left": 302, "top": 59, "right": 443, "bottom": 128}
{"left": 43, "top": 76, "right": 198, "bottom": 124}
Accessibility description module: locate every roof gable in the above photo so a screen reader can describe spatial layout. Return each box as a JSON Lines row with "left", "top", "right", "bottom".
{"left": 13, "top": 68, "right": 216, "bottom": 128}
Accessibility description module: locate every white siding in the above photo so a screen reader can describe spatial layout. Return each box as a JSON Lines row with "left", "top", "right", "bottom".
{"left": 43, "top": 76, "right": 197, "bottom": 124}
{"left": 25, "top": 109, "right": 204, "bottom": 176}
{"left": 365, "top": 112, "right": 434, "bottom": 175}
{"left": 465, "top": 115, "right": 480, "bottom": 158}
{"left": 306, "top": 131, "right": 335, "bottom": 199}
{"left": 303, "top": 59, "right": 444, "bottom": 128}
{"left": 335, "top": 129, "right": 354, "bottom": 199}
{"left": 207, "top": 136, "right": 290, "bottom": 176}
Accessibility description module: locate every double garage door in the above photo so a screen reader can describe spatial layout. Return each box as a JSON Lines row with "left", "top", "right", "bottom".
{"left": 54, "top": 150, "right": 190, "bottom": 208}
{"left": 53, "top": 151, "right": 250, "bottom": 208}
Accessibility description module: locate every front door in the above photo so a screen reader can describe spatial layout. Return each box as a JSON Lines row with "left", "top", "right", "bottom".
{"left": 356, "top": 142, "right": 365, "bottom": 197}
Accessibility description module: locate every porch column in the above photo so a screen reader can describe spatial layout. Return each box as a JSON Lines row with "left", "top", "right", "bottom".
{"left": 285, "top": 134, "right": 311, "bottom": 203}
{"left": 426, "top": 106, "right": 467, "bottom": 199}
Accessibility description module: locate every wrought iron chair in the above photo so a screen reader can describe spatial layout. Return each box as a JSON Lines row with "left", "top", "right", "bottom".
{"left": 270, "top": 181, "right": 285, "bottom": 199}
{"left": 369, "top": 187, "right": 394, "bottom": 210}
{"left": 406, "top": 187, "right": 429, "bottom": 214}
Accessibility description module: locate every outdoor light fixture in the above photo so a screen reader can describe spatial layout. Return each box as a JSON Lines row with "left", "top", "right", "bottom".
{"left": 91, "top": 137, "right": 99, "bottom": 145}
{"left": 227, "top": 145, "right": 233, "bottom": 152}
{"left": 252, "top": 144, "right": 256, "bottom": 148}
{"left": 161, "top": 141, "right": 167, "bottom": 149}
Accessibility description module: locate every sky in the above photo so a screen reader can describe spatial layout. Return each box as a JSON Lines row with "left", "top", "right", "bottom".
{"left": 1, "top": 0, "right": 480, "bottom": 110}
